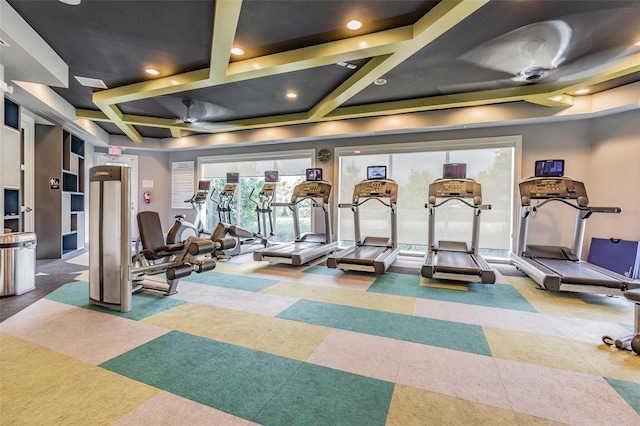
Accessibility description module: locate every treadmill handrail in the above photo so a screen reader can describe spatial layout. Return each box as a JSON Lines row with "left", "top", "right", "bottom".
{"left": 340, "top": 197, "right": 392, "bottom": 208}
{"left": 531, "top": 198, "right": 621, "bottom": 214}
{"left": 428, "top": 197, "right": 487, "bottom": 209}
{"left": 273, "top": 195, "right": 326, "bottom": 207}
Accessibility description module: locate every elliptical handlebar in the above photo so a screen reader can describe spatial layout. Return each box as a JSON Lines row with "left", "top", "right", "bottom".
{"left": 249, "top": 187, "right": 275, "bottom": 210}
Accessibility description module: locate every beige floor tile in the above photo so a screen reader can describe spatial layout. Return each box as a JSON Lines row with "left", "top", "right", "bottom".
{"left": 73, "top": 270, "right": 90, "bottom": 282}
{"left": 113, "top": 391, "right": 258, "bottom": 425}
{"left": 386, "top": 384, "right": 564, "bottom": 426}
{"left": 66, "top": 252, "right": 89, "bottom": 266}
{"left": 506, "top": 276, "right": 632, "bottom": 323}
{"left": 261, "top": 281, "right": 415, "bottom": 314}
{"left": 486, "top": 325, "right": 639, "bottom": 383}
{"left": 174, "top": 281, "right": 299, "bottom": 316}
{"left": 396, "top": 341, "right": 512, "bottom": 410}
{"left": 0, "top": 299, "right": 170, "bottom": 365}
{"left": 306, "top": 329, "right": 404, "bottom": 382}
{"left": 0, "top": 333, "right": 159, "bottom": 425}
{"left": 496, "top": 357, "right": 640, "bottom": 425}
{"left": 142, "top": 302, "right": 331, "bottom": 360}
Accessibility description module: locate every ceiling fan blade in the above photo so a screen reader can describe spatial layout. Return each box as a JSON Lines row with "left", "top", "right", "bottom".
{"left": 553, "top": 47, "right": 639, "bottom": 83}
{"left": 460, "top": 20, "right": 572, "bottom": 76}
{"left": 187, "top": 121, "right": 236, "bottom": 131}
{"left": 154, "top": 96, "right": 233, "bottom": 121}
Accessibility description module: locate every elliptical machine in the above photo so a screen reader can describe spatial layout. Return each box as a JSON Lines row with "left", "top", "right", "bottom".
{"left": 211, "top": 171, "right": 277, "bottom": 258}
{"left": 166, "top": 180, "right": 212, "bottom": 244}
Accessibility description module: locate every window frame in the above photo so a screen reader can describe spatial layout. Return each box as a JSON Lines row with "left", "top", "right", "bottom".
{"left": 334, "top": 136, "right": 522, "bottom": 258}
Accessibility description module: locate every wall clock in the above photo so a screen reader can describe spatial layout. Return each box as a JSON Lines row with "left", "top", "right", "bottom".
{"left": 317, "top": 148, "right": 332, "bottom": 163}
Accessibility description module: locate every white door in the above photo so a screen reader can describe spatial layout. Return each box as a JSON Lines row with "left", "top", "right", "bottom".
{"left": 94, "top": 153, "right": 139, "bottom": 241}
{"left": 20, "top": 113, "right": 35, "bottom": 232}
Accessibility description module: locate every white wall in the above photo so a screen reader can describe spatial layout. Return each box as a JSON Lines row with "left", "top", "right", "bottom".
{"left": 586, "top": 110, "right": 640, "bottom": 252}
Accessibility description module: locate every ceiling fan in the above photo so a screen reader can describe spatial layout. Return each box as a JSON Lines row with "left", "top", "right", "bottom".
{"left": 177, "top": 98, "right": 234, "bottom": 130}
{"left": 439, "top": 7, "right": 638, "bottom": 94}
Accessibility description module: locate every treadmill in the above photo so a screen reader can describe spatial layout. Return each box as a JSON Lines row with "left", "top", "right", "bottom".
{"left": 253, "top": 168, "right": 338, "bottom": 265}
{"left": 327, "top": 165, "right": 400, "bottom": 274}
{"left": 422, "top": 163, "right": 496, "bottom": 284}
{"left": 510, "top": 159, "right": 638, "bottom": 294}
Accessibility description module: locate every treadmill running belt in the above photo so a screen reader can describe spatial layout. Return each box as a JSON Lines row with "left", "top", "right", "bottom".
{"left": 437, "top": 251, "right": 477, "bottom": 269}
{"left": 536, "top": 258, "right": 623, "bottom": 287}
{"left": 341, "top": 246, "right": 387, "bottom": 265}
{"left": 261, "top": 242, "right": 318, "bottom": 255}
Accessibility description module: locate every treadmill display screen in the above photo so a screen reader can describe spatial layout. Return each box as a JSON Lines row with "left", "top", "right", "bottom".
{"left": 443, "top": 163, "right": 467, "bottom": 179}
{"left": 265, "top": 170, "right": 279, "bottom": 182}
{"left": 198, "top": 179, "right": 211, "bottom": 191}
{"left": 367, "top": 165, "right": 387, "bottom": 180}
{"left": 535, "top": 160, "right": 564, "bottom": 177}
{"left": 306, "top": 168, "right": 323, "bottom": 181}
{"left": 226, "top": 172, "right": 239, "bottom": 183}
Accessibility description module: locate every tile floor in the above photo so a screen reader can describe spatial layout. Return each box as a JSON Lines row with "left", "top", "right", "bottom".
{"left": 1, "top": 253, "right": 639, "bottom": 425}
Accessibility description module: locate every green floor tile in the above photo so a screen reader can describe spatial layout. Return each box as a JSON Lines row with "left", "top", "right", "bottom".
{"left": 45, "top": 281, "right": 185, "bottom": 320}
{"left": 275, "top": 299, "right": 350, "bottom": 328}
{"left": 406, "top": 316, "right": 492, "bottom": 356}
{"left": 302, "top": 265, "right": 344, "bottom": 276}
{"left": 278, "top": 300, "right": 491, "bottom": 355}
{"left": 101, "top": 331, "right": 301, "bottom": 419}
{"left": 255, "top": 363, "right": 394, "bottom": 426}
{"left": 368, "top": 273, "right": 536, "bottom": 312}
{"left": 605, "top": 377, "right": 640, "bottom": 415}
{"left": 367, "top": 272, "right": 421, "bottom": 297}
{"left": 183, "top": 271, "right": 278, "bottom": 291}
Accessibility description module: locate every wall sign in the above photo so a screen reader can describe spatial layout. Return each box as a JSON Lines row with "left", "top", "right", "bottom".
{"left": 49, "top": 177, "right": 60, "bottom": 190}
{"left": 171, "top": 161, "right": 194, "bottom": 209}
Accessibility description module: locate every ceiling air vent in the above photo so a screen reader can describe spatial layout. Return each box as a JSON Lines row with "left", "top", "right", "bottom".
{"left": 74, "top": 76, "right": 108, "bottom": 89}
{"left": 38, "top": 109, "right": 87, "bottom": 136}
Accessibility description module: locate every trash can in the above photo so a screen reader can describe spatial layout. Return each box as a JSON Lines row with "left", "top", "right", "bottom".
{"left": 0, "top": 232, "right": 37, "bottom": 296}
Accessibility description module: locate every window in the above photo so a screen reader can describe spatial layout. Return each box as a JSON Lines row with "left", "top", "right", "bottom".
{"left": 199, "top": 150, "right": 313, "bottom": 242}
{"left": 336, "top": 137, "right": 519, "bottom": 259}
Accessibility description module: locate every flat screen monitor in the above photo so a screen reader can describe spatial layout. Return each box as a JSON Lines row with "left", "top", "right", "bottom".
{"left": 367, "top": 165, "right": 387, "bottom": 180}
{"left": 306, "top": 168, "right": 323, "bottom": 181}
{"left": 535, "top": 159, "right": 564, "bottom": 177}
{"left": 443, "top": 163, "right": 467, "bottom": 179}
{"left": 265, "top": 170, "right": 279, "bottom": 182}
{"left": 226, "top": 172, "right": 239, "bottom": 183}
{"left": 198, "top": 179, "right": 211, "bottom": 191}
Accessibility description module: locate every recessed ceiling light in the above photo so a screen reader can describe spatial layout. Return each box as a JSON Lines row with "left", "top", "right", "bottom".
{"left": 575, "top": 88, "right": 590, "bottom": 95}
{"left": 347, "top": 20, "right": 362, "bottom": 30}
{"left": 551, "top": 96, "right": 563, "bottom": 101}
{"left": 286, "top": 92, "right": 297, "bottom": 99}
{"left": 58, "top": 0, "right": 81, "bottom": 4}
{"left": 374, "top": 78, "right": 387, "bottom": 86}
{"left": 231, "top": 47, "right": 244, "bottom": 56}
{"left": 145, "top": 68, "right": 160, "bottom": 76}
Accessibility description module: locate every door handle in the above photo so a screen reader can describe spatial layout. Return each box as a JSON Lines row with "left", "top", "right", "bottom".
{"left": 24, "top": 207, "right": 33, "bottom": 212}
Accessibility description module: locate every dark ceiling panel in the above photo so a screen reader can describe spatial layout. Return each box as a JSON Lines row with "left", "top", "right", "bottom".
{"left": 9, "top": 0, "right": 215, "bottom": 109}
{"left": 233, "top": 0, "right": 438, "bottom": 58}
{"left": 120, "top": 58, "right": 371, "bottom": 121}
